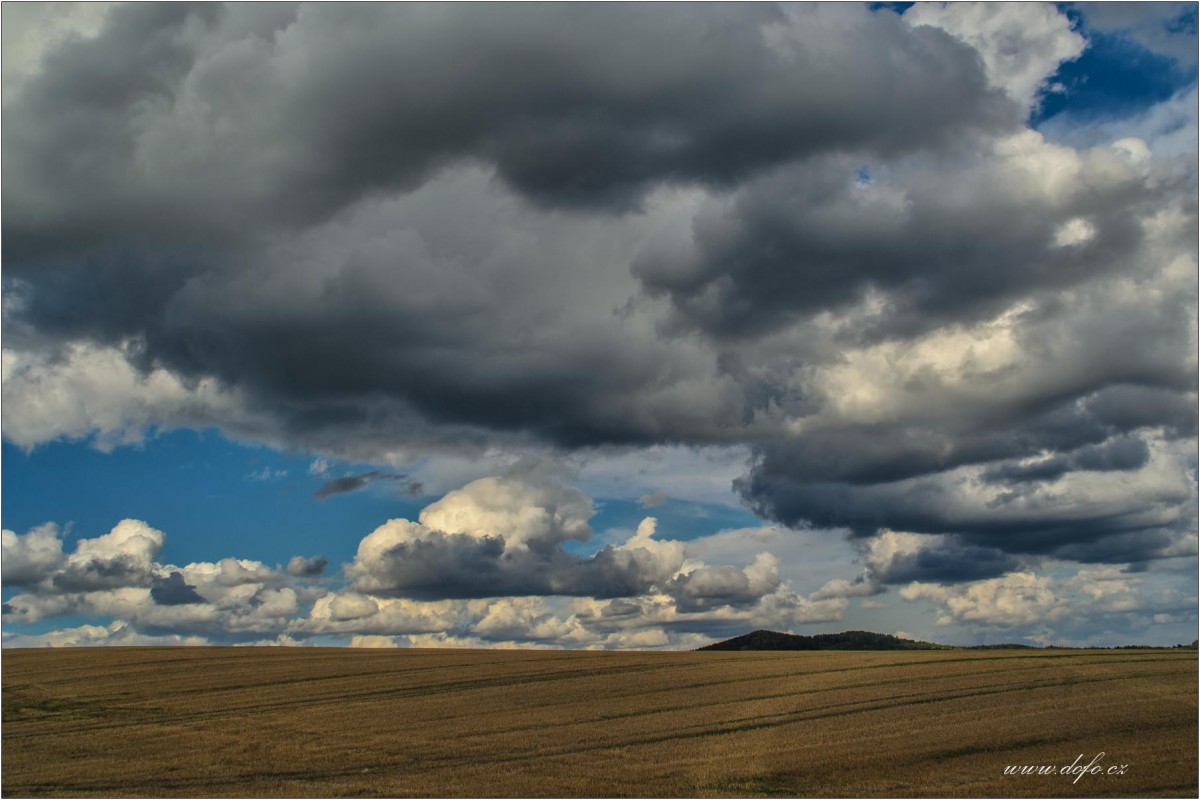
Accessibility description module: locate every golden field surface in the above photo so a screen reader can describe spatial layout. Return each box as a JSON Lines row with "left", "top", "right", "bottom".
{"left": 2, "top": 647, "right": 1196, "bottom": 798}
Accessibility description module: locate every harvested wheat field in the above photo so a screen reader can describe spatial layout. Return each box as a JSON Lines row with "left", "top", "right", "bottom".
{"left": 2, "top": 646, "right": 1196, "bottom": 798}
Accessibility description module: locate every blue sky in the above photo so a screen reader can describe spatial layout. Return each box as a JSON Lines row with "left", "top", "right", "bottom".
{"left": 3, "top": 431, "right": 761, "bottom": 569}
{"left": 2, "top": 2, "right": 1196, "bottom": 649}
{"left": 1035, "top": 5, "right": 1196, "bottom": 125}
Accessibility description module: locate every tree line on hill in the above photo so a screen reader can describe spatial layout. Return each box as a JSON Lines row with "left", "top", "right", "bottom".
{"left": 696, "top": 630, "right": 1200, "bottom": 652}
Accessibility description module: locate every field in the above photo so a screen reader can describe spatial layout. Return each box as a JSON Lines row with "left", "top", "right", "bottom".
{"left": 2, "top": 647, "right": 1196, "bottom": 798}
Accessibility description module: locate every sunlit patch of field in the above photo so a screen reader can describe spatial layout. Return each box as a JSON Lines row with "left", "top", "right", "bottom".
{"left": 2, "top": 647, "right": 1195, "bottom": 797}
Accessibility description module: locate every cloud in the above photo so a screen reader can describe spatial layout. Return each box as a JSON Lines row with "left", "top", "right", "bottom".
{"left": 5, "top": 480, "right": 1192, "bottom": 649}
{"left": 285, "top": 556, "right": 328, "bottom": 578}
{"left": 246, "top": 467, "right": 287, "bottom": 481}
{"left": 0, "top": 343, "right": 257, "bottom": 452}
{"left": 903, "top": 2, "right": 1086, "bottom": 110}
{"left": 1039, "top": 84, "right": 1198, "bottom": 159}
{"left": 635, "top": 131, "right": 1175, "bottom": 341}
{"left": 901, "top": 571, "right": 1065, "bottom": 627}
{"left": 0, "top": 522, "right": 319, "bottom": 637}
{"left": 1073, "top": 2, "right": 1198, "bottom": 66}
{"left": 861, "top": 531, "right": 1022, "bottom": 585}
{"left": 894, "top": 561, "right": 1199, "bottom": 642}
{"left": 347, "top": 635, "right": 400, "bottom": 649}
{"left": 347, "top": 481, "right": 690, "bottom": 599}
{"left": 49, "top": 519, "right": 165, "bottom": 592}
{"left": 1, "top": 523, "right": 66, "bottom": 586}
{"left": 980, "top": 435, "right": 1150, "bottom": 484}
{"left": 0, "top": 3, "right": 1014, "bottom": 462}
{"left": 637, "top": 490, "right": 667, "bottom": 508}
{"left": 739, "top": 435, "right": 1196, "bottom": 564}
{"left": 2, "top": 3, "right": 1012, "bottom": 262}
{"left": 1, "top": 3, "right": 1194, "bottom": 645}
{"left": 666, "top": 553, "right": 781, "bottom": 613}
{"left": 150, "top": 571, "right": 207, "bottom": 606}
{"left": 0, "top": 1, "right": 112, "bottom": 95}
{"left": 2, "top": 477, "right": 857, "bottom": 649}
{"left": 1, "top": 621, "right": 209, "bottom": 648}
{"left": 314, "top": 471, "right": 422, "bottom": 500}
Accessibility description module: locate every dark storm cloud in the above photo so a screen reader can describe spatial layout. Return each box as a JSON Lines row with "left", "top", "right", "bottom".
{"left": 1024, "top": 527, "right": 1193, "bottom": 565}
{"left": 738, "top": 394, "right": 1172, "bottom": 490}
{"left": 2, "top": 3, "right": 1014, "bottom": 266}
{"left": 729, "top": 260, "right": 1196, "bottom": 559}
{"left": 150, "top": 571, "right": 206, "bottom": 605}
{"left": 1, "top": 1, "right": 1195, "bottom": 585}
{"left": 866, "top": 536, "right": 1021, "bottom": 584}
{"left": 982, "top": 436, "right": 1150, "bottom": 484}
{"left": 1084, "top": 384, "right": 1199, "bottom": 439}
{"left": 633, "top": 147, "right": 1174, "bottom": 341}
{"left": 0, "top": 1, "right": 1019, "bottom": 455}
{"left": 314, "top": 471, "right": 422, "bottom": 501}
{"left": 739, "top": 465, "right": 1194, "bottom": 564}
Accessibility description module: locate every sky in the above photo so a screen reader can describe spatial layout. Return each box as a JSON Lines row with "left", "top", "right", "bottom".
{"left": 1, "top": 2, "right": 1196, "bottom": 650}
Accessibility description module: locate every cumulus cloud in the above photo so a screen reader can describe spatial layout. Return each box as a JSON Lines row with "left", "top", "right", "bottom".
{"left": 666, "top": 553, "right": 781, "bottom": 612}
{"left": 901, "top": 571, "right": 1065, "bottom": 627}
{"left": 1, "top": 523, "right": 66, "bottom": 586}
{"left": 0, "top": 343, "right": 256, "bottom": 451}
{"left": 1, "top": 521, "right": 320, "bottom": 638}
{"left": 150, "top": 572, "right": 206, "bottom": 606}
{"left": 861, "top": 531, "right": 1022, "bottom": 585}
{"left": 347, "top": 480, "right": 689, "bottom": 599}
{"left": 285, "top": 555, "right": 328, "bottom": 578}
{"left": 1, "top": 3, "right": 1194, "bottom": 646}
{"left": 51, "top": 519, "right": 165, "bottom": 592}
{"left": 1, "top": 621, "right": 209, "bottom": 648}
{"left": 903, "top": 2, "right": 1086, "bottom": 110}
{"left": 898, "top": 560, "right": 1197, "bottom": 643}
{"left": 2, "top": 3, "right": 1012, "bottom": 258}
{"left": 2, "top": 477, "right": 854, "bottom": 648}
{"left": 0, "top": 3, "right": 1013, "bottom": 459}
{"left": 347, "top": 635, "right": 401, "bottom": 649}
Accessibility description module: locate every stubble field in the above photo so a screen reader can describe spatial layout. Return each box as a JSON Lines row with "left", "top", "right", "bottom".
{"left": 1, "top": 646, "right": 1196, "bottom": 798}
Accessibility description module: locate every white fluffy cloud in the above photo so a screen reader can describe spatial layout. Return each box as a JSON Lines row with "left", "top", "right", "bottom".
{"left": 0, "top": 343, "right": 257, "bottom": 451}
{"left": 2, "top": 476, "right": 858, "bottom": 649}
{"left": 418, "top": 476, "right": 594, "bottom": 549}
{"left": 347, "top": 478, "right": 693, "bottom": 600}
{"left": 901, "top": 571, "right": 1065, "bottom": 627}
{"left": 1, "top": 621, "right": 209, "bottom": 648}
{"left": 897, "top": 561, "right": 1197, "bottom": 643}
{"left": 904, "top": 2, "right": 1085, "bottom": 110}
{"left": 6, "top": 470, "right": 1195, "bottom": 648}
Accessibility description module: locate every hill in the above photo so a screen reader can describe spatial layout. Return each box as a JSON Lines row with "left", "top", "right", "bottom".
{"left": 697, "top": 629, "right": 954, "bottom": 651}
